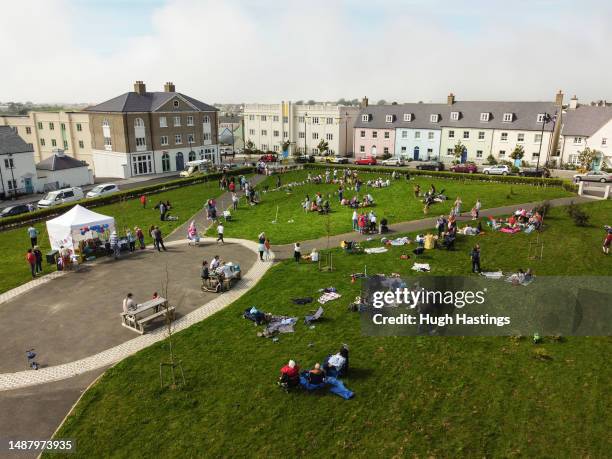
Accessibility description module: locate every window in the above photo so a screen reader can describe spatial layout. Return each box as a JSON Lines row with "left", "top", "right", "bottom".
{"left": 26, "top": 126, "right": 32, "bottom": 134}
{"left": 133, "top": 118, "right": 143, "bottom": 128}
{"left": 447, "top": 148, "right": 454, "bottom": 156}
{"left": 384, "top": 132, "right": 390, "bottom": 139}
{"left": 360, "top": 130, "right": 365, "bottom": 138}
{"left": 273, "top": 145, "right": 279, "bottom": 152}
{"left": 273, "top": 116, "right": 279, "bottom": 122}
{"left": 573, "top": 137, "right": 582, "bottom": 144}
{"left": 536, "top": 114, "right": 545, "bottom": 123}
{"left": 247, "top": 129, "right": 254, "bottom": 136}
{"left": 187, "top": 134, "right": 194, "bottom": 143}
{"left": 187, "top": 116, "right": 194, "bottom": 126}
{"left": 273, "top": 130, "right": 279, "bottom": 137}
{"left": 361, "top": 114, "right": 369, "bottom": 122}
{"left": 430, "top": 114, "right": 439, "bottom": 123}
{"left": 568, "top": 154, "right": 580, "bottom": 165}
{"left": 283, "top": 131, "right": 288, "bottom": 138}
{"left": 602, "top": 138, "right": 608, "bottom": 146}
{"left": 7, "top": 180, "right": 17, "bottom": 190}
{"left": 326, "top": 117, "right": 333, "bottom": 124}
{"left": 312, "top": 117, "right": 319, "bottom": 124}
{"left": 249, "top": 115, "right": 255, "bottom": 121}
{"left": 298, "top": 116, "right": 305, "bottom": 123}
{"left": 203, "top": 116, "right": 210, "bottom": 124}
{"left": 326, "top": 133, "right": 333, "bottom": 140}
{"left": 172, "top": 100, "right": 180, "bottom": 108}
{"left": 132, "top": 153, "right": 153, "bottom": 175}
{"left": 372, "top": 131, "right": 378, "bottom": 138}
{"left": 499, "top": 150, "right": 506, "bottom": 158}
{"left": 175, "top": 134, "right": 182, "bottom": 144}
{"left": 414, "top": 131, "right": 421, "bottom": 139}
{"left": 261, "top": 130, "right": 267, "bottom": 136}
{"left": 463, "top": 131, "right": 470, "bottom": 139}
{"left": 311, "top": 148, "right": 318, "bottom": 155}
{"left": 78, "top": 140, "right": 84, "bottom": 148}
{"left": 480, "top": 112, "right": 490, "bottom": 122}
{"left": 51, "top": 139, "right": 57, "bottom": 147}
{"left": 517, "top": 133, "right": 525, "bottom": 142}
{"left": 403, "top": 113, "right": 412, "bottom": 122}
{"left": 402, "top": 131, "right": 407, "bottom": 138}
{"left": 160, "top": 136, "right": 169, "bottom": 146}
{"left": 298, "top": 132, "right": 305, "bottom": 139}
{"left": 476, "top": 150, "right": 483, "bottom": 158}
{"left": 535, "top": 133, "right": 542, "bottom": 143}
{"left": 189, "top": 151, "right": 196, "bottom": 161}
{"left": 283, "top": 116, "right": 288, "bottom": 123}
{"left": 428, "top": 132, "right": 434, "bottom": 140}
{"left": 49, "top": 122, "right": 54, "bottom": 130}
{"left": 448, "top": 130, "right": 455, "bottom": 139}
{"left": 261, "top": 144, "right": 268, "bottom": 151}
{"left": 450, "top": 111, "right": 460, "bottom": 121}
{"left": 159, "top": 117, "right": 167, "bottom": 127}
{"left": 40, "top": 138, "right": 46, "bottom": 146}
{"left": 261, "top": 115, "right": 267, "bottom": 121}
{"left": 203, "top": 133, "right": 210, "bottom": 141}
{"left": 37, "top": 122, "right": 43, "bottom": 129}
{"left": 532, "top": 152, "right": 540, "bottom": 159}
{"left": 103, "top": 137, "right": 112, "bottom": 149}
{"left": 401, "top": 146, "right": 406, "bottom": 152}
{"left": 360, "top": 146, "right": 365, "bottom": 152}
{"left": 63, "top": 140, "right": 68, "bottom": 149}
{"left": 136, "top": 137, "right": 146, "bottom": 147}
{"left": 76, "top": 124, "right": 82, "bottom": 132}
{"left": 102, "top": 119, "right": 110, "bottom": 127}
{"left": 312, "top": 132, "right": 319, "bottom": 140}
{"left": 4, "top": 158, "right": 14, "bottom": 168}
{"left": 174, "top": 116, "right": 181, "bottom": 127}
{"left": 501, "top": 132, "right": 508, "bottom": 141}
{"left": 384, "top": 147, "right": 389, "bottom": 154}
{"left": 502, "top": 113, "right": 513, "bottom": 122}
{"left": 385, "top": 115, "right": 393, "bottom": 123}
{"left": 478, "top": 131, "right": 485, "bottom": 140}
{"left": 12, "top": 126, "right": 18, "bottom": 134}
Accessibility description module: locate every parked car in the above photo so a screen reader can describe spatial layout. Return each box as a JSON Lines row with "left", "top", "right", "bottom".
{"left": 450, "top": 162, "right": 478, "bottom": 173}
{"left": 380, "top": 157, "right": 405, "bottom": 166}
{"left": 37, "top": 187, "right": 84, "bottom": 209}
{"left": 573, "top": 170, "right": 612, "bottom": 183}
{"left": 482, "top": 165, "right": 511, "bottom": 175}
{"left": 219, "top": 146, "right": 235, "bottom": 157}
{"left": 519, "top": 167, "right": 550, "bottom": 178}
{"left": 86, "top": 183, "right": 119, "bottom": 198}
{"left": 0, "top": 204, "right": 31, "bottom": 218}
{"left": 259, "top": 154, "right": 278, "bottom": 163}
{"left": 327, "top": 156, "right": 349, "bottom": 164}
{"left": 295, "top": 155, "right": 315, "bottom": 163}
{"left": 415, "top": 161, "right": 445, "bottom": 171}
{"left": 355, "top": 156, "right": 377, "bottom": 165}
{"left": 180, "top": 159, "right": 213, "bottom": 177}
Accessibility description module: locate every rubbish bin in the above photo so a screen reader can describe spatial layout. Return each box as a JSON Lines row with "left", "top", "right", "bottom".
{"left": 46, "top": 250, "right": 59, "bottom": 265}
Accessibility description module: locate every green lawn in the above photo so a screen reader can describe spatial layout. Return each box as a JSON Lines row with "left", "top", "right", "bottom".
{"left": 211, "top": 169, "right": 573, "bottom": 244}
{"left": 0, "top": 180, "right": 230, "bottom": 294}
{"left": 52, "top": 200, "right": 612, "bottom": 457}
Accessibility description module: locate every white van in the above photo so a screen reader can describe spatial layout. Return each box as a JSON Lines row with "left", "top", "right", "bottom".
{"left": 37, "top": 187, "right": 85, "bottom": 209}
{"left": 180, "top": 159, "right": 212, "bottom": 178}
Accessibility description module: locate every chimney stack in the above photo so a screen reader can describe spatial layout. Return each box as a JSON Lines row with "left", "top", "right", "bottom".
{"left": 361, "top": 96, "right": 369, "bottom": 108}
{"left": 555, "top": 90, "right": 564, "bottom": 107}
{"left": 569, "top": 95, "right": 578, "bottom": 110}
{"left": 447, "top": 93, "right": 455, "bottom": 105}
{"left": 164, "top": 82, "right": 176, "bottom": 92}
{"left": 134, "top": 80, "right": 146, "bottom": 95}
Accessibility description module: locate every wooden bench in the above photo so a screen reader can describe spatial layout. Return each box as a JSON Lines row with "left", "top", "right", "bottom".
{"left": 120, "top": 297, "right": 175, "bottom": 334}
{"left": 135, "top": 306, "right": 175, "bottom": 334}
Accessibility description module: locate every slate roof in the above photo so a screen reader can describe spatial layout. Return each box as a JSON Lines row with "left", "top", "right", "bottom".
{"left": 0, "top": 126, "right": 34, "bottom": 154}
{"left": 354, "top": 101, "right": 559, "bottom": 132}
{"left": 561, "top": 105, "right": 612, "bottom": 136}
{"left": 36, "top": 153, "right": 88, "bottom": 171}
{"left": 84, "top": 91, "right": 217, "bottom": 113}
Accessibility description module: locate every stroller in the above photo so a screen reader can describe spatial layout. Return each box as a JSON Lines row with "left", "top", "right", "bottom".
{"left": 341, "top": 240, "right": 363, "bottom": 254}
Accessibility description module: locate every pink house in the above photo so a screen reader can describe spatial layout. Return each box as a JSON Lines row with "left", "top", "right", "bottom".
{"left": 353, "top": 127, "right": 396, "bottom": 158}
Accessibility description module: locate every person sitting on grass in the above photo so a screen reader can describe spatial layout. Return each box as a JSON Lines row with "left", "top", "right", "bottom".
{"left": 307, "top": 363, "right": 326, "bottom": 385}
{"left": 278, "top": 360, "right": 300, "bottom": 390}
{"left": 303, "top": 195, "right": 311, "bottom": 212}
{"left": 324, "top": 346, "right": 349, "bottom": 377}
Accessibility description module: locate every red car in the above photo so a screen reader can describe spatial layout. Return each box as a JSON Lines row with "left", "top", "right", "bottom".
{"left": 259, "top": 154, "right": 278, "bottom": 162}
{"left": 355, "top": 156, "right": 377, "bottom": 165}
{"left": 450, "top": 162, "right": 478, "bottom": 173}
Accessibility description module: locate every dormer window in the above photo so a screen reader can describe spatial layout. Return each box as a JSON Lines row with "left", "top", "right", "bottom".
{"left": 480, "top": 112, "right": 490, "bottom": 122}
{"left": 403, "top": 113, "right": 412, "bottom": 122}
{"left": 361, "top": 114, "right": 370, "bottom": 122}
{"left": 430, "top": 114, "right": 439, "bottom": 123}
{"left": 450, "top": 111, "right": 460, "bottom": 121}
{"left": 385, "top": 115, "right": 393, "bottom": 123}
{"left": 502, "top": 113, "right": 513, "bottom": 122}
{"left": 173, "top": 100, "right": 179, "bottom": 108}
{"left": 536, "top": 113, "right": 545, "bottom": 123}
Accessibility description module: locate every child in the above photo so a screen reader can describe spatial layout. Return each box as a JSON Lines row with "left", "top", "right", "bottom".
{"left": 217, "top": 222, "right": 224, "bottom": 244}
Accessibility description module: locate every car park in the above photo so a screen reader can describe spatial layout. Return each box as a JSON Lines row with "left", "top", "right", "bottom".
{"left": 415, "top": 160, "right": 445, "bottom": 171}
{"left": 482, "top": 165, "right": 511, "bottom": 175}
{"left": 86, "top": 183, "right": 120, "bottom": 198}
{"left": 355, "top": 156, "right": 377, "bottom": 165}
{"left": 37, "top": 187, "right": 84, "bottom": 209}
{"left": 573, "top": 170, "right": 612, "bottom": 183}
{"left": 450, "top": 162, "right": 478, "bottom": 173}
{"left": 0, "top": 204, "right": 31, "bottom": 218}
{"left": 380, "top": 157, "right": 405, "bottom": 166}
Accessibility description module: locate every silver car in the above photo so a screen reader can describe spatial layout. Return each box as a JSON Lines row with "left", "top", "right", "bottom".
{"left": 573, "top": 171, "right": 612, "bottom": 183}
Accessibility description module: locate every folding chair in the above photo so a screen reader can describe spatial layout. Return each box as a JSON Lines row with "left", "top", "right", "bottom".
{"left": 304, "top": 306, "right": 324, "bottom": 325}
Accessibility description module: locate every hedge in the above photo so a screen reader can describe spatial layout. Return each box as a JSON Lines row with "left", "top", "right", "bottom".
{"left": 0, "top": 167, "right": 254, "bottom": 232}
{"left": 302, "top": 163, "right": 578, "bottom": 192}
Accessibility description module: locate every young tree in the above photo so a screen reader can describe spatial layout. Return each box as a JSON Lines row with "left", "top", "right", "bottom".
{"left": 486, "top": 154, "right": 498, "bottom": 165}
{"left": 244, "top": 140, "right": 255, "bottom": 154}
{"left": 577, "top": 147, "right": 599, "bottom": 171}
{"left": 453, "top": 140, "right": 465, "bottom": 159}
{"left": 317, "top": 139, "right": 329, "bottom": 155}
{"left": 510, "top": 144, "right": 525, "bottom": 161}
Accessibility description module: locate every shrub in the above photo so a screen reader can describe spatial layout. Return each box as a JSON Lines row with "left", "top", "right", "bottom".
{"left": 486, "top": 154, "right": 498, "bottom": 165}
{"left": 566, "top": 201, "right": 590, "bottom": 226}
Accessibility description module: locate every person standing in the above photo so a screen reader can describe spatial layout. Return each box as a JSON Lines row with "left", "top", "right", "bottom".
{"left": 154, "top": 226, "right": 167, "bottom": 251}
{"left": 276, "top": 175, "right": 281, "bottom": 189}
{"left": 26, "top": 248, "right": 36, "bottom": 278}
{"left": 140, "top": 194, "right": 147, "bottom": 209}
{"left": 159, "top": 201, "right": 167, "bottom": 221}
{"left": 228, "top": 180, "right": 236, "bottom": 193}
{"left": 110, "top": 230, "right": 120, "bottom": 259}
{"left": 216, "top": 222, "right": 224, "bottom": 244}
{"left": 149, "top": 226, "right": 157, "bottom": 251}
{"left": 258, "top": 232, "right": 265, "bottom": 261}
{"left": 135, "top": 226, "right": 145, "bottom": 249}
{"left": 294, "top": 242, "right": 301, "bottom": 262}
{"left": 27, "top": 226, "right": 38, "bottom": 248}
{"left": 33, "top": 245, "right": 43, "bottom": 274}
{"left": 264, "top": 238, "right": 271, "bottom": 261}
{"left": 126, "top": 228, "right": 136, "bottom": 252}
{"left": 603, "top": 226, "right": 612, "bottom": 255}
{"left": 453, "top": 197, "right": 462, "bottom": 217}
{"left": 352, "top": 210, "right": 358, "bottom": 231}
{"left": 338, "top": 185, "right": 344, "bottom": 202}
{"left": 473, "top": 199, "right": 482, "bottom": 220}
{"left": 470, "top": 244, "right": 481, "bottom": 273}
{"left": 122, "top": 293, "right": 136, "bottom": 313}
{"left": 232, "top": 192, "right": 239, "bottom": 210}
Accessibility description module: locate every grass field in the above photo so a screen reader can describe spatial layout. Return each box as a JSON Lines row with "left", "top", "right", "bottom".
{"left": 0, "top": 180, "right": 230, "bottom": 294}
{"left": 51, "top": 200, "right": 612, "bottom": 458}
{"left": 208, "top": 169, "right": 573, "bottom": 244}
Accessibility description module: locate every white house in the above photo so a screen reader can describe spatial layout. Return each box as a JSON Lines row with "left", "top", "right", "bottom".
{"left": 35, "top": 149, "right": 93, "bottom": 191}
{"left": 0, "top": 125, "right": 40, "bottom": 197}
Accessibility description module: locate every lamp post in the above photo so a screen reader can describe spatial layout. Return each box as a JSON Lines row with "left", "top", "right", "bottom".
{"left": 8, "top": 153, "right": 17, "bottom": 198}
{"left": 536, "top": 113, "right": 551, "bottom": 171}
{"left": 304, "top": 112, "right": 308, "bottom": 156}
{"left": 344, "top": 111, "right": 348, "bottom": 158}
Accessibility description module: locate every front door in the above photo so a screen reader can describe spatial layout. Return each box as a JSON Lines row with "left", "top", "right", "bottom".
{"left": 176, "top": 152, "right": 184, "bottom": 171}
{"left": 460, "top": 148, "right": 468, "bottom": 163}
{"left": 24, "top": 178, "right": 33, "bottom": 194}
{"left": 413, "top": 147, "right": 420, "bottom": 160}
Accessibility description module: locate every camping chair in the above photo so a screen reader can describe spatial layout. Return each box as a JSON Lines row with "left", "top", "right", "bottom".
{"left": 304, "top": 306, "right": 324, "bottom": 325}
{"left": 278, "top": 373, "right": 300, "bottom": 393}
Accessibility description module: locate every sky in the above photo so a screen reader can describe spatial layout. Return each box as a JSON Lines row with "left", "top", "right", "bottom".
{"left": 1, "top": 0, "right": 610, "bottom": 105}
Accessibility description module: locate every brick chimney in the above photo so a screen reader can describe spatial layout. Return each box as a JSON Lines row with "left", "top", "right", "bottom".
{"left": 555, "top": 90, "right": 564, "bottom": 107}
{"left": 569, "top": 95, "right": 578, "bottom": 110}
{"left": 447, "top": 93, "right": 455, "bottom": 105}
{"left": 164, "top": 82, "right": 175, "bottom": 92}
{"left": 361, "top": 96, "right": 369, "bottom": 108}
{"left": 134, "top": 80, "right": 146, "bottom": 95}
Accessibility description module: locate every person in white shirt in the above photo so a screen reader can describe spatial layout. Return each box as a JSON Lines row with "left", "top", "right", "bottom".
{"left": 352, "top": 210, "right": 358, "bottom": 230}
{"left": 293, "top": 243, "right": 301, "bottom": 263}
{"left": 216, "top": 223, "right": 224, "bottom": 244}
{"left": 122, "top": 293, "right": 136, "bottom": 313}
{"left": 210, "top": 255, "right": 221, "bottom": 271}
{"left": 27, "top": 226, "right": 39, "bottom": 247}
{"left": 310, "top": 248, "right": 319, "bottom": 263}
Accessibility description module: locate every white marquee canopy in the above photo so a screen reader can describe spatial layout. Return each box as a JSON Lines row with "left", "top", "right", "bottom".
{"left": 46, "top": 204, "right": 115, "bottom": 251}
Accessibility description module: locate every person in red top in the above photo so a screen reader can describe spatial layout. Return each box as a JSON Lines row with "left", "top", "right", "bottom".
{"left": 228, "top": 181, "right": 235, "bottom": 193}
{"left": 603, "top": 226, "right": 612, "bottom": 255}
{"left": 279, "top": 360, "right": 300, "bottom": 390}
{"left": 140, "top": 194, "right": 147, "bottom": 209}
{"left": 26, "top": 248, "right": 36, "bottom": 278}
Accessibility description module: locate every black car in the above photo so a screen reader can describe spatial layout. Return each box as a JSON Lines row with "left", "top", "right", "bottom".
{"left": 519, "top": 167, "right": 550, "bottom": 178}
{"left": 0, "top": 204, "right": 31, "bottom": 218}
{"left": 415, "top": 161, "right": 445, "bottom": 171}
{"left": 295, "top": 155, "right": 315, "bottom": 163}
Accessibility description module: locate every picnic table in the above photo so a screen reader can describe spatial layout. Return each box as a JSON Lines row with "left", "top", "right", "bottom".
{"left": 120, "top": 297, "right": 175, "bottom": 334}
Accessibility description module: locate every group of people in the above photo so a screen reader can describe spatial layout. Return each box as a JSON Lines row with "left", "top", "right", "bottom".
{"left": 200, "top": 255, "right": 223, "bottom": 283}
{"left": 257, "top": 232, "right": 272, "bottom": 261}
{"left": 352, "top": 209, "right": 380, "bottom": 234}
{"left": 302, "top": 193, "right": 330, "bottom": 214}
{"left": 366, "top": 177, "right": 391, "bottom": 188}
{"left": 154, "top": 200, "right": 177, "bottom": 222}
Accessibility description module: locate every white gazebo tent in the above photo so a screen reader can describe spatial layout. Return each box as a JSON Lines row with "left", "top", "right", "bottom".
{"left": 46, "top": 204, "right": 115, "bottom": 251}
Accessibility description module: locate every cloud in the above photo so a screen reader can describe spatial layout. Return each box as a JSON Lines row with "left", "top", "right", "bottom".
{"left": 1, "top": 0, "right": 610, "bottom": 104}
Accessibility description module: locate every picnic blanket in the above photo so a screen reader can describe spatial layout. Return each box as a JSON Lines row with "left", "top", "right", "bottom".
{"left": 318, "top": 292, "right": 342, "bottom": 304}
{"left": 500, "top": 227, "right": 521, "bottom": 234}
{"left": 292, "top": 297, "right": 313, "bottom": 305}
{"left": 264, "top": 316, "right": 298, "bottom": 335}
{"left": 481, "top": 271, "right": 504, "bottom": 280}
{"left": 505, "top": 274, "right": 535, "bottom": 286}
{"left": 365, "top": 247, "right": 388, "bottom": 254}
{"left": 390, "top": 237, "right": 410, "bottom": 246}
{"left": 411, "top": 263, "right": 431, "bottom": 272}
